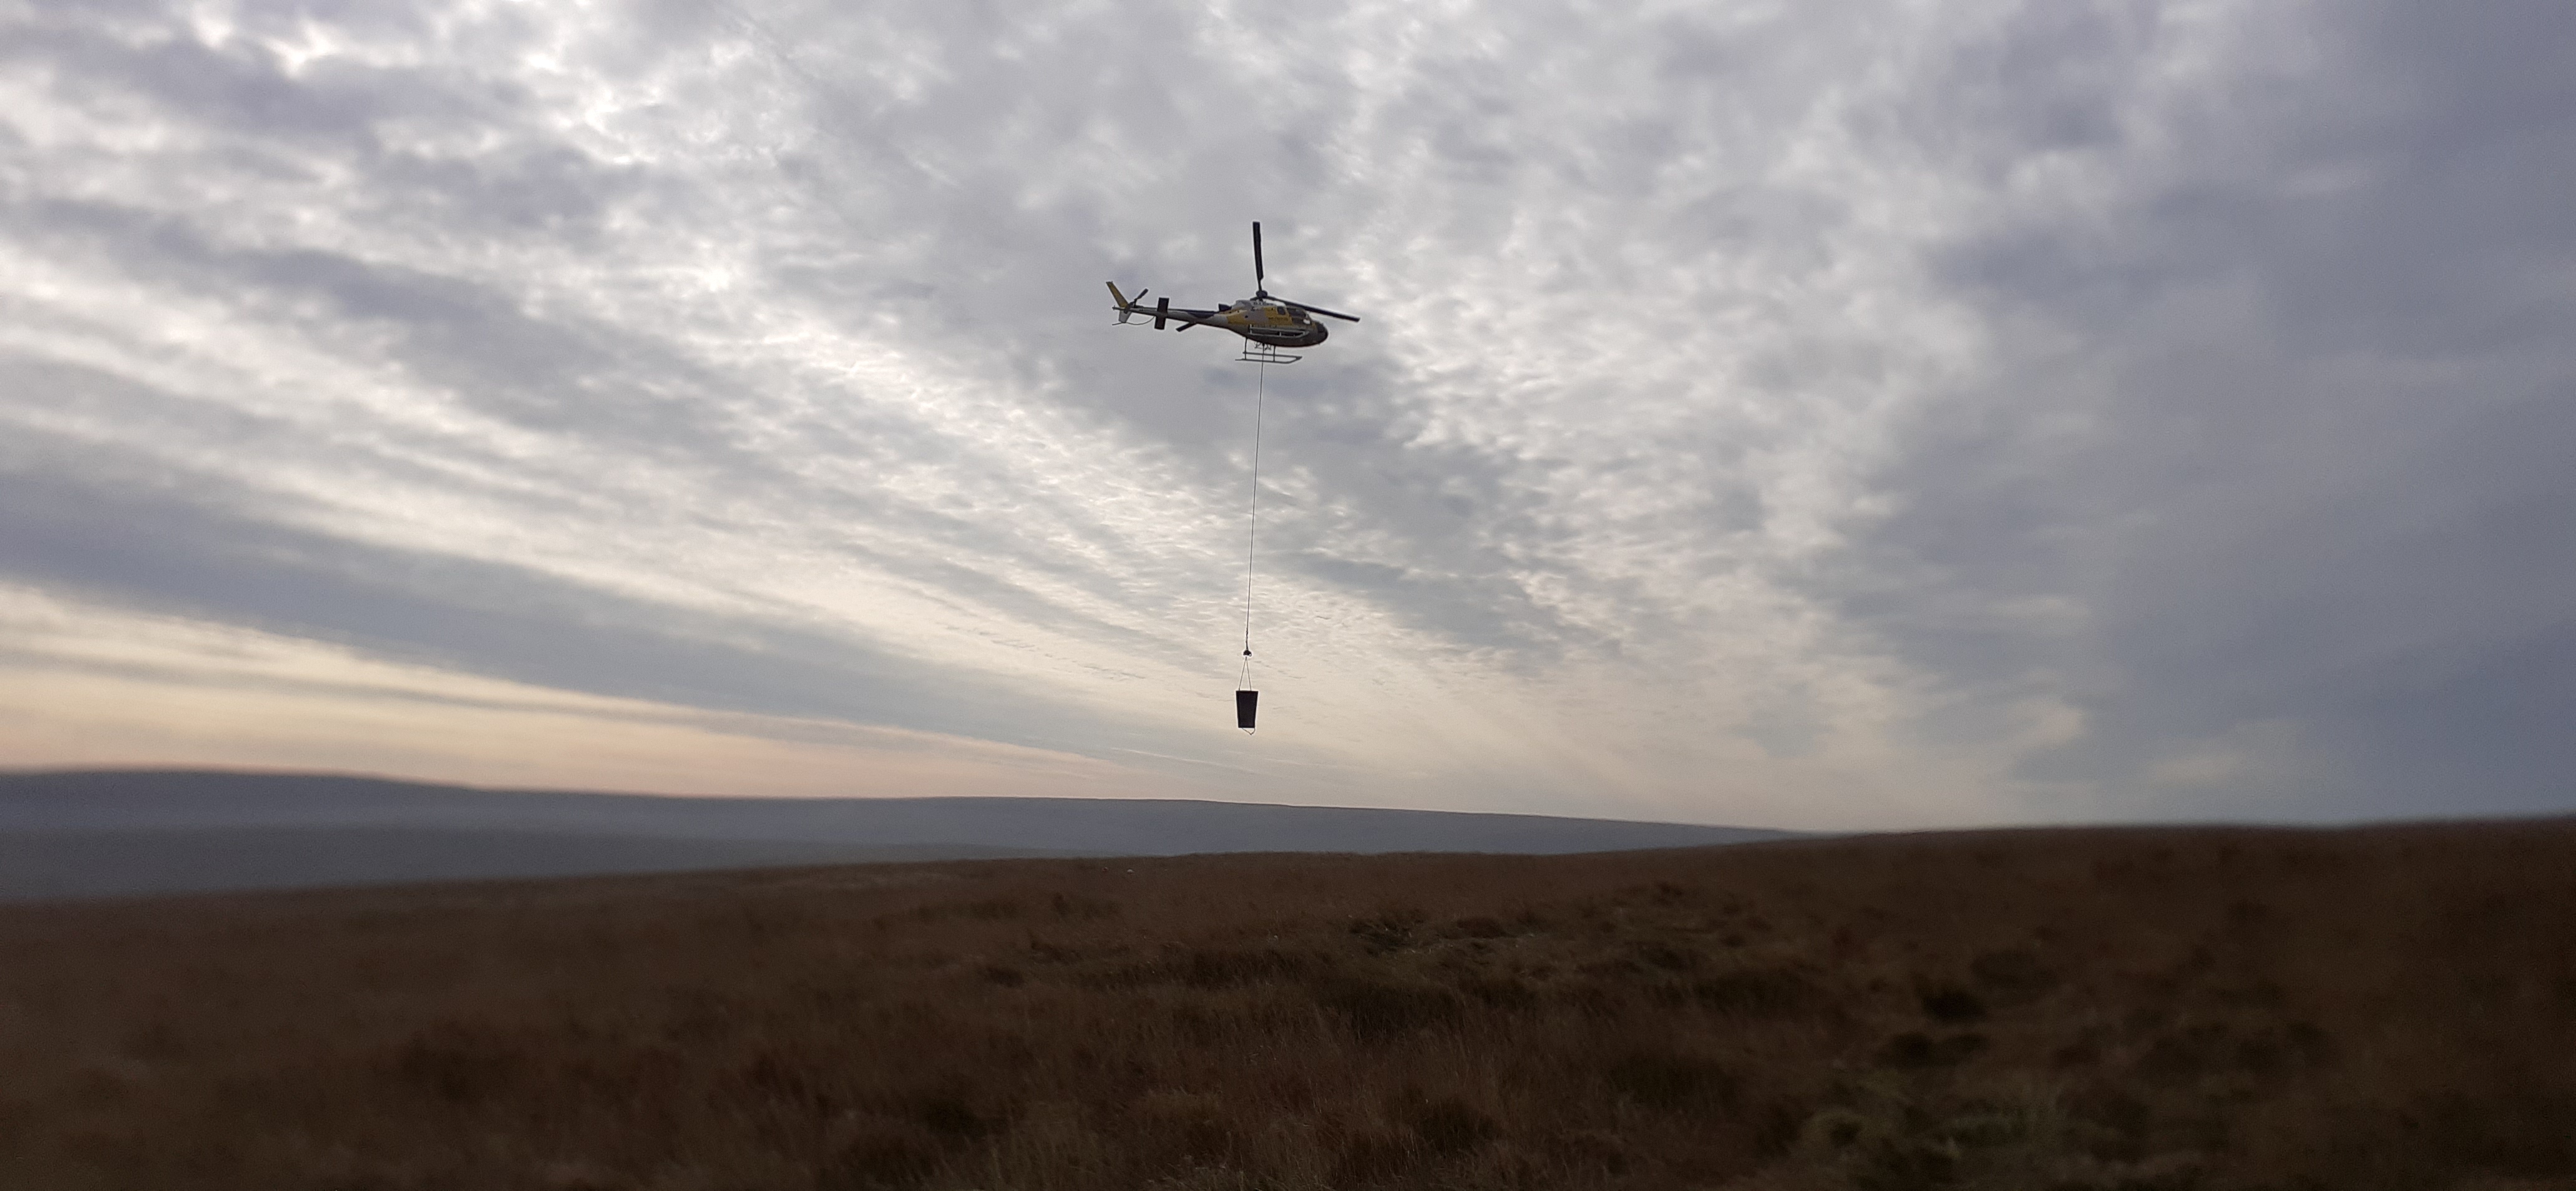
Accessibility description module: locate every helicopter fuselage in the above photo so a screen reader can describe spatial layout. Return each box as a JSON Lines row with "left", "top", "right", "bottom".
{"left": 1216, "top": 300, "right": 1329, "bottom": 348}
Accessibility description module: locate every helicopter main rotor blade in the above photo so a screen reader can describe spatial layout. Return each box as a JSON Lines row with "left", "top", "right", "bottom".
{"left": 1252, "top": 222, "right": 1264, "bottom": 290}
{"left": 1281, "top": 298, "right": 1360, "bottom": 322}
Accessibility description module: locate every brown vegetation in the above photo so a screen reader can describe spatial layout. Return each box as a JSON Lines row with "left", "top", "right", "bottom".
{"left": 4, "top": 821, "right": 2575, "bottom": 1190}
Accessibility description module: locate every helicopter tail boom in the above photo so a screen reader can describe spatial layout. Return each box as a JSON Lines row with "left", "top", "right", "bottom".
{"left": 1106, "top": 282, "right": 1228, "bottom": 332}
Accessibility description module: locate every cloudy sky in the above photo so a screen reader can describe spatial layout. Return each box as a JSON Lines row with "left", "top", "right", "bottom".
{"left": 2, "top": 0, "right": 2569, "bottom": 830}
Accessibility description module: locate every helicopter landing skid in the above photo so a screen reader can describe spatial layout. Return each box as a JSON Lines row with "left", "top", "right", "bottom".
{"left": 1236, "top": 342, "right": 1302, "bottom": 365}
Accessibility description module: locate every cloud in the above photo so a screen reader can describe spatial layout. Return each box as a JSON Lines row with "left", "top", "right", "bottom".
{"left": 1827, "top": 0, "right": 2576, "bottom": 820}
{"left": 1, "top": 0, "right": 2569, "bottom": 826}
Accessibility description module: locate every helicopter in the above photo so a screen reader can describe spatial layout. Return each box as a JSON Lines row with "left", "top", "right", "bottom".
{"left": 1105, "top": 222, "right": 1360, "bottom": 363}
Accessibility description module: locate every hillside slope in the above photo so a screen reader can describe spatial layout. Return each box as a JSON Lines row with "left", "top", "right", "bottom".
{"left": 0, "top": 826, "right": 1068, "bottom": 900}
{"left": 3, "top": 820, "right": 2573, "bottom": 1190}
{"left": 0, "top": 769, "right": 1789, "bottom": 899}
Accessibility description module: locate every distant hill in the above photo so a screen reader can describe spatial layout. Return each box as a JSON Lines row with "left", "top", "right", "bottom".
{"left": 0, "top": 768, "right": 1792, "bottom": 899}
{"left": 0, "top": 826, "right": 1066, "bottom": 901}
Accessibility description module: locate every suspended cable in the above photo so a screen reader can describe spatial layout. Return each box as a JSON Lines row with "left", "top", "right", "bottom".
{"left": 1238, "top": 361, "right": 1266, "bottom": 700}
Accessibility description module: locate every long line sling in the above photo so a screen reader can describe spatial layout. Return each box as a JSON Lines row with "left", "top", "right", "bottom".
{"left": 1235, "top": 362, "right": 1266, "bottom": 732}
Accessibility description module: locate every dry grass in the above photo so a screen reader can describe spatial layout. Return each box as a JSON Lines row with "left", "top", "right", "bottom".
{"left": 4, "top": 821, "right": 2575, "bottom": 1190}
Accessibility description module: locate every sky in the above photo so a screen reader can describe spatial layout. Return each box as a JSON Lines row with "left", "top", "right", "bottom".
{"left": 2, "top": 0, "right": 2570, "bottom": 831}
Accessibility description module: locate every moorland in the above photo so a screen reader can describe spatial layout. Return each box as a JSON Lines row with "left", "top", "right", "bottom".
{"left": 4, "top": 820, "right": 2574, "bottom": 1190}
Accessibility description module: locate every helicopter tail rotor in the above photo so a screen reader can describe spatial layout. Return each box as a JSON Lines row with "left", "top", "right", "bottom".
{"left": 1106, "top": 282, "right": 1148, "bottom": 324}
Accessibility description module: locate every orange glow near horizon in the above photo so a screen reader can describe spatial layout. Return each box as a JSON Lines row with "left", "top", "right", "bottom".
{"left": 0, "top": 587, "right": 1189, "bottom": 801}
